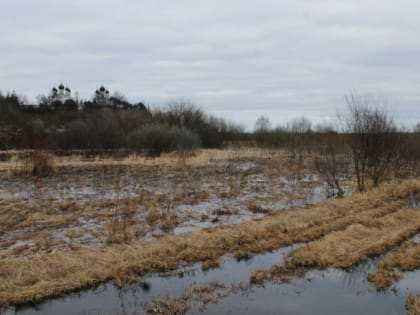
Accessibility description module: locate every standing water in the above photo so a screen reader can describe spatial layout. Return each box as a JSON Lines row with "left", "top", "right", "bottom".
{"left": 2, "top": 244, "right": 419, "bottom": 315}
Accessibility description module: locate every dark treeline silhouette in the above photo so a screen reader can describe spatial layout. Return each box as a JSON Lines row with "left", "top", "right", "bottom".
{"left": 0, "top": 92, "right": 245, "bottom": 155}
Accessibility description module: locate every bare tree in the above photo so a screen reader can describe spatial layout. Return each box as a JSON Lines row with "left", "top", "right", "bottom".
{"left": 286, "top": 116, "right": 312, "bottom": 161}
{"left": 314, "top": 133, "right": 347, "bottom": 198}
{"left": 344, "top": 94, "right": 399, "bottom": 191}
{"left": 254, "top": 116, "right": 271, "bottom": 133}
{"left": 254, "top": 116, "right": 273, "bottom": 147}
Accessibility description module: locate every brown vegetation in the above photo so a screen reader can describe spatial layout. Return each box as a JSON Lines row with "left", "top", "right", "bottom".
{"left": 368, "top": 239, "right": 420, "bottom": 289}
{"left": 22, "top": 150, "right": 55, "bottom": 176}
{"left": 407, "top": 295, "right": 420, "bottom": 315}
{"left": 250, "top": 264, "right": 306, "bottom": 285}
{"left": 288, "top": 208, "right": 420, "bottom": 269}
{"left": 251, "top": 199, "right": 420, "bottom": 287}
{"left": 345, "top": 95, "right": 400, "bottom": 191}
{"left": 0, "top": 179, "right": 418, "bottom": 306}
{"left": 0, "top": 148, "right": 325, "bottom": 260}
{"left": 144, "top": 295, "right": 190, "bottom": 315}
{"left": 144, "top": 281, "right": 246, "bottom": 314}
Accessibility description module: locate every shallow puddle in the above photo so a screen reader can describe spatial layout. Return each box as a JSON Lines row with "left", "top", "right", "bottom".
{"left": 2, "top": 244, "right": 420, "bottom": 315}
{"left": 204, "top": 267, "right": 419, "bottom": 315}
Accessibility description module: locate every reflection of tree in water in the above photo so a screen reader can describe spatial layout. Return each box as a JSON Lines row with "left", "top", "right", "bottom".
{"left": 329, "top": 256, "right": 385, "bottom": 293}
{"left": 116, "top": 281, "right": 152, "bottom": 314}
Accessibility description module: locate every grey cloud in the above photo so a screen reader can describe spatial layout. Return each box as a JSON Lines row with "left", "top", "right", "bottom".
{"left": 1, "top": 0, "right": 420, "bottom": 129}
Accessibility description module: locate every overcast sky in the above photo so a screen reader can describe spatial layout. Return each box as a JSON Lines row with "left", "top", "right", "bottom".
{"left": 1, "top": 0, "right": 419, "bottom": 129}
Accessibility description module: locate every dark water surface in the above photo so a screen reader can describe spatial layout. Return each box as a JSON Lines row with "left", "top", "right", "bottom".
{"left": 2, "top": 244, "right": 419, "bottom": 315}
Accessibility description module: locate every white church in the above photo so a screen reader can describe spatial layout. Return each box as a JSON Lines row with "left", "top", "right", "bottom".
{"left": 94, "top": 86, "right": 111, "bottom": 105}
{"left": 50, "top": 84, "right": 73, "bottom": 103}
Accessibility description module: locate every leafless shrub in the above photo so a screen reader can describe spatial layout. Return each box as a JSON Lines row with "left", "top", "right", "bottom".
{"left": 106, "top": 215, "right": 130, "bottom": 244}
{"left": 313, "top": 134, "right": 347, "bottom": 198}
{"left": 394, "top": 127, "right": 420, "bottom": 178}
{"left": 286, "top": 116, "right": 312, "bottom": 163}
{"left": 344, "top": 94, "right": 399, "bottom": 191}
{"left": 106, "top": 170, "right": 138, "bottom": 244}
{"left": 176, "top": 129, "right": 200, "bottom": 168}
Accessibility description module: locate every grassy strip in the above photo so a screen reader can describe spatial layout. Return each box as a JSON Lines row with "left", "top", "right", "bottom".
{"left": 0, "top": 180, "right": 418, "bottom": 306}
{"left": 289, "top": 209, "right": 420, "bottom": 269}
{"left": 407, "top": 295, "right": 420, "bottom": 315}
{"left": 368, "top": 239, "right": 420, "bottom": 289}
{"left": 251, "top": 187, "right": 420, "bottom": 283}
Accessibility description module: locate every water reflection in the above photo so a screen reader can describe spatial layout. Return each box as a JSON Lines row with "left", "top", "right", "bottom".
{"left": 2, "top": 245, "right": 420, "bottom": 315}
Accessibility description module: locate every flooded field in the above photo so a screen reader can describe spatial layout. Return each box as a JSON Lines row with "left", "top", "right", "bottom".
{"left": 0, "top": 149, "right": 419, "bottom": 315}
{"left": 0, "top": 149, "right": 334, "bottom": 258}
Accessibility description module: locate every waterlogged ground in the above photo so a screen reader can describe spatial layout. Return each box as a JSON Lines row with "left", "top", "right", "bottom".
{"left": 4, "top": 149, "right": 420, "bottom": 314}
{"left": 2, "top": 245, "right": 419, "bottom": 315}
{"left": 0, "top": 150, "right": 341, "bottom": 258}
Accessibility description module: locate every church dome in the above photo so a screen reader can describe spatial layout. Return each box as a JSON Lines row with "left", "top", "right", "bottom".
{"left": 58, "top": 84, "right": 65, "bottom": 90}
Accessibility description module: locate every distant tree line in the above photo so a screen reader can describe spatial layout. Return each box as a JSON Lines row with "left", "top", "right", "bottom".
{"left": 0, "top": 92, "right": 245, "bottom": 155}
{"left": 1, "top": 89, "right": 419, "bottom": 187}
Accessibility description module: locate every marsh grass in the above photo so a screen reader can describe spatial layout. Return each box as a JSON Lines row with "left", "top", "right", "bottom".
{"left": 145, "top": 197, "right": 180, "bottom": 232}
{"left": 368, "top": 239, "right": 420, "bottom": 289}
{"left": 105, "top": 168, "right": 140, "bottom": 244}
{"left": 288, "top": 208, "right": 420, "bottom": 269}
{"left": 407, "top": 295, "right": 420, "bottom": 315}
{"left": 144, "top": 295, "right": 190, "bottom": 315}
{"left": 144, "top": 281, "right": 247, "bottom": 314}
{"left": 22, "top": 150, "right": 55, "bottom": 176}
{"left": 0, "top": 180, "right": 419, "bottom": 306}
{"left": 250, "top": 194, "right": 420, "bottom": 288}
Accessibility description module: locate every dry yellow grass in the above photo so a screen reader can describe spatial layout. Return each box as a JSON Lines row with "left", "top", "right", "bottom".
{"left": 407, "top": 295, "right": 420, "bottom": 315}
{"left": 0, "top": 148, "right": 278, "bottom": 171}
{"left": 251, "top": 206, "right": 420, "bottom": 285}
{"left": 0, "top": 180, "right": 418, "bottom": 306}
{"left": 368, "top": 239, "right": 420, "bottom": 289}
{"left": 289, "top": 208, "right": 420, "bottom": 269}
{"left": 0, "top": 147, "right": 319, "bottom": 258}
{"left": 143, "top": 281, "right": 245, "bottom": 314}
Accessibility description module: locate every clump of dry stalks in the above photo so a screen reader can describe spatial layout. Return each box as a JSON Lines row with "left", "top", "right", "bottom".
{"left": 145, "top": 198, "right": 180, "bottom": 232}
{"left": 22, "top": 150, "right": 55, "bottom": 176}
{"left": 144, "top": 281, "right": 247, "bottom": 314}
{"left": 104, "top": 168, "right": 143, "bottom": 244}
